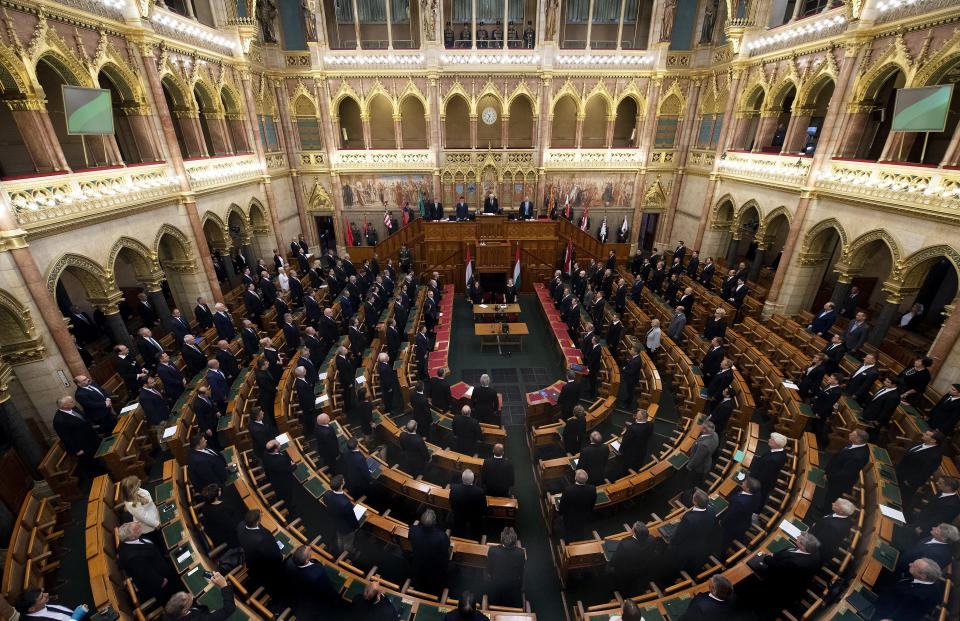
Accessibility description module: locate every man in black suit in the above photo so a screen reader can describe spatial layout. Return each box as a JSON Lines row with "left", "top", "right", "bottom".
{"left": 821, "top": 333, "right": 846, "bottom": 373}
{"left": 728, "top": 278, "right": 748, "bottom": 308}
{"left": 606, "top": 313, "right": 623, "bottom": 361}
{"left": 676, "top": 575, "right": 736, "bottom": 621}
{"left": 335, "top": 346, "right": 356, "bottom": 412}
{"left": 563, "top": 405, "right": 588, "bottom": 456}
{"left": 192, "top": 385, "right": 221, "bottom": 449}
{"left": 862, "top": 375, "right": 901, "bottom": 436}
{"left": 187, "top": 433, "right": 229, "bottom": 491}
{"left": 376, "top": 352, "right": 400, "bottom": 415}
{"left": 156, "top": 352, "right": 186, "bottom": 405}
{"left": 180, "top": 335, "right": 207, "bottom": 378}
{"left": 872, "top": 557, "right": 942, "bottom": 621}
{"left": 896, "top": 430, "right": 945, "bottom": 509}
{"left": 73, "top": 375, "right": 115, "bottom": 433}
{"left": 288, "top": 270, "right": 304, "bottom": 307}
{"left": 927, "top": 383, "right": 960, "bottom": 435}
{"left": 409, "top": 509, "right": 450, "bottom": 593}
{"left": 399, "top": 420, "right": 431, "bottom": 476}
{"left": 280, "top": 313, "right": 300, "bottom": 354}
{"left": 414, "top": 325, "right": 431, "bottom": 380}
{"left": 237, "top": 509, "right": 284, "bottom": 590}
{"left": 240, "top": 320, "right": 259, "bottom": 358}
{"left": 914, "top": 476, "right": 960, "bottom": 536}
{"left": 704, "top": 358, "right": 734, "bottom": 413}
{"left": 255, "top": 358, "right": 277, "bottom": 416}
{"left": 797, "top": 353, "right": 828, "bottom": 400}
{"left": 117, "top": 521, "right": 177, "bottom": 602}
{"left": 471, "top": 374, "right": 500, "bottom": 424}
{"left": 429, "top": 367, "right": 453, "bottom": 413}
{"left": 720, "top": 269, "right": 737, "bottom": 300}
{"left": 482, "top": 443, "right": 514, "bottom": 497}
{"left": 319, "top": 307, "right": 339, "bottom": 347}
{"left": 749, "top": 432, "right": 788, "bottom": 505}
{"left": 205, "top": 360, "right": 229, "bottom": 414}
{"left": 698, "top": 257, "right": 715, "bottom": 288}
{"left": 618, "top": 409, "right": 653, "bottom": 474}
{"left": 700, "top": 337, "right": 725, "bottom": 386}
{"left": 742, "top": 533, "right": 822, "bottom": 616}
{"left": 340, "top": 437, "right": 373, "bottom": 499}
{"left": 808, "top": 498, "right": 856, "bottom": 562}
{"left": 585, "top": 336, "right": 602, "bottom": 398}
{"left": 68, "top": 304, "right": 98, "bottom": 343}
{"left": 894, "top": 523, "right": 959, "bottom": 578}
{"left": 685, "top": 251, "right": 700, "bottom": 278}
{"left": 669, "top": 489, "right": 716, "bottom": 571}
{"left": 719, "top": 476, "right": 763, "bottom": 551}
{"left": 453, "top": 405, "right": 482, "bottom": 456}
{"left": 518, "top": 195, "right": 535, "bottom": 219}
{"left": 845, "top": 353, "right": 878, "bottom": 403}
{"left": 284, "top": 545, "right": 338, "bottom": 605}
{"left": 483, "top": 191, "right": 499, "bottom": 214}
{"left": 559, "top": 469, "right": 596, "bottom": 541}
{"left": 707, "top": 387, "right": 736, "bottom": 436}
{"left": 450, "top": 469, "right": 487, "bottom": 538}
{"left": 136, "top": 292, "right": 160, "bottom": 327}
{"left": 611, "top": 522, "right": 660, "bottom": 593}
{"left": 844, "top": 311, "right": 870, "bottom": 355}
{"left": 53, "top": 396, "right": 102, "bottom": 476}
{"left": 838, "top": 286, "right": 860, "bottom": 318}
{"left": 558, "top": 370, "right": 582, "bottom": 419}
{"left": 486, "top": 527, "right": 525, "bottom": 608}
{"left": 162, "top": 574, "right": 235, "bottom": 620}
{"left": 807, "top": 302, "right": 838, "bottom": 338}
{"left": 214, "top": 340, "right": 240, "bottom": 384}
{"left": 301, "top": 326, "right": 325, "bottom": 364}
{"left": 314, "top": 412, "right": 340, "bottom": 470}
{"left": 135, "top": 328, "right": 164, "bottom": 372}
{"left": 262, "top": 439, "right": 297, "bottom": 509}
{"left": 248, "top": 407, "right": 274, "bottom": 457}
{"left": 580, "top": 431, "right": 609, "bottom": 486}
{"left": 139, "top": 375, "right": 170, "bottom": 426}
{"left": 810, "top": 372, "right": 843, "bottom": 440}
{"left": 823, "top": 429, "right": 870, "bottom": 507}
{"left": 169, "top": 309, "right": 191, "bottom": 346}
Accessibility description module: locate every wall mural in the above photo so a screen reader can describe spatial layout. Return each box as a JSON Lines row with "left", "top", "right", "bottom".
{"left": 543, "top": 173, "right": 635, "bottom": 210}
{"left": 340, "top": 174, "right": 433, "bottom": 209}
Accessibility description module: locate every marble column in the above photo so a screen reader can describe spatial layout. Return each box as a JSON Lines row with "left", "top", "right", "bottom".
{"left": 146, "top": 285, "right": 172, "bottom": 331}
{"left": 939, "top": 122, "right": 960, "bottom": 167}
{"left": 928, "top": 304, "right": 960, "bottom": 380}
{"left": 604, "top": 117, "right": 615, "bottom": 147}
{"left": 833, "top": 107, "right": 870, "bottom": 158}
{"left": 361, "top": 116, "right": 372, "bottom": 149}
{"left": 829, "top": 279, "right": 851, "bottom": 306}
{"left": 242, "top": 243, "right": 257, "bottom": 269}
{"left": 725, "top": 237, "right": 740, "bottom": 268}
{"left": 125, "top": 110, "right": 164, "bottom": 162}
{"left": 9, "top": 104, "right": 69, "bottom": 172}
{"left": 501, "top": 116, "right": 509, "bottom": 148}
{"left": 752, "top": 114, "right": 779, "bottom": 152}
{"left": 0, "top": 390, "right": 44, "bottom": 474}
{"left": 394, "top": 115, "right": 403, "bottom": 149}
{"left": 470, "top": 116, "right": 478, "bottom": 149}
{"left": 868, "top": 294, "right": 903, "bottom": 347}
{"left": 574, "top": 116, "right": 584, "bottom": 148}
{"left": 660, "top": 78, "right": 702, "bottom": 246}
{"left": 782, "top": 109, "right": 813, "bottom": 154}
{"left": 100, "top": 307, "right": 132, "bottom": 348}
{"left": 221, "top": 248, "right": 238, "bottom": 288}
{"left": 747, "top": 247, "right": 766, "bottom": 282}
{"left": 273, "top": 81, "right": 311, "bottom": 240}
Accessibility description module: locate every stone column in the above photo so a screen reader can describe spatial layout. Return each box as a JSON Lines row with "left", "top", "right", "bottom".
{"left": 868, "top": 289, "right": 904, "bottom": 347}
{"left": 0, "top": 199, "right": 88, "bottom": 376}
{"left": 752, "top": 114, "right": 779, "bottom": 152}
{"left": 0, "top": 363, "right": 45, "bottom": 474}
{"left": 146, "top": 284, "right": 172, "bottom": 331}
{"left": 782, "top": 108, "right": 813, "bottom": 154}
{"left": 833, "top": 106, "right": 871, "bottom": 158}
{"left": 8, "top": 102, "right": 69, "bottom": 172}
{"left": 220, "top": 246, "right": 238, "bottom": 287}
{"left": 725, "top": 237, "right": 740, "bottom": 268}
{"left": 928, "top": 303, "right": 960, "bottom": 381}
{"left": 747, "top": 246, "right": 767, "bottom": 282}
{"left": 136, "top": 44, "right": 223, "bottom": 303}
{"left": 204, "top": 114, "right": 233, "bottom": 155}
{"left": 501, "top": 115, "right": 509, "bottom": 148}
{"left": 226, "top": 115, "right": 251, "bottom": 153}
{"left": 879, "top": 131, "right": 918, "bottom": 163}
{"left": 659, "top": 78, "right": 702, "bottom": 245}
{"left": 829, "top": 279, "right": 851, "bottom": 306}
{"left": 124, "top": 108, "right": 164, "bottom": 162}
{"left": 604, "top": 116, "right": 615, "bottom": 148}
{"left": 361, "top": 115, "right": 372, "bottom": 149}
{"left": 98, "top": 304, "right": 132, "bottom": 348}
{"left": 242, "top": 243, "right": 257, "bottom": 269}
{"left": 330, "top": 172, "right": 348, "bottom": 253}
{"left": 393, "top": 114, "right": 403, "bottom": 149}
{"left": 470, "top": 115, "right": 478, "bottom": 149}
{"left": 574, "top": 115, "right": 585, "bottom": 148}
{"left": 428, "top": 76, "right": 442, "bottom": 176}
{"left": 274, "top": 81, "right": 312, "bottom": 240}
{"left": 939, "top": 122, "right": 960, "bottom": 167}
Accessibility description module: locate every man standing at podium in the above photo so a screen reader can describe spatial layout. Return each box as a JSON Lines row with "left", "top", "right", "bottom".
{"left": 456, "top": 195, "right": 470, "bottom": 220}
{"left": 519, "top": 195, "right": 535, "bottom": 219}
{"left": 484, "top": 191, "right": 500, "bottom": 214}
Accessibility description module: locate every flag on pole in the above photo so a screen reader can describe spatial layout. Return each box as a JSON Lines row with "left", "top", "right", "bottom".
{"left": 564, "top": 238, "right": 573, "bottom": 276}
{"left": 465, "top": 246, "right": 473, "bottom": 286}
{"left": 548, "top": 187, "right": 555, "bottom": 215}
{"left": 620, "top": 215, "right": 628, "bottom": 235}
{"left": 402, "top": 201, "right": 410, "bottom": 226}
{"left": 512, "top": 243, "right": 521, "bottom": 288}
{"left": 563, "top": 198, "right": 571, "bottom": 220}
{"left": 363, "top": 217, "right": 368, "bottom": 234}
{"left": 417, "top": 186, "right": 424, "bottom": 217}
{"left": 600, "top": 217, "right": 608, "bottom": 239}
{"left": 344, "top": 218, "right": 354, "bottom": 246}
{"left": 383, "top": 210, "right": 391, "bottom": 228}
{"left": 580, "top": 207, "right": 589, "bottom": 232}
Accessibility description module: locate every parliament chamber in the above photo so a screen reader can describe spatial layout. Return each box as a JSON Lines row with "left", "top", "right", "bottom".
{"left": 2, "top": 0, "right": 960, "bottom": 619}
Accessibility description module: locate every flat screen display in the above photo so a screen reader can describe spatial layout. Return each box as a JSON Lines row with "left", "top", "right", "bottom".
{"left": 62, "top": 86, "right": 114, "bottom": 135}
{"left": 891, "top": 85, "right": 954, "bottom": 132}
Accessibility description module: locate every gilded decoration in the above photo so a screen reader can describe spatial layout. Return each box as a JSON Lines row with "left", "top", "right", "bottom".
{"left": 306, "top": 180, "right": 334, "bottom": 212}
{"left": 154, "top": 224, "right": 196, "bottom": 270}
{"left": 46, "top": 253, "right": 114, "bottom": 299}
{"left": 107, "top": 236, "right": 162, "bottom": 284}
{"left": 843, "top": 229, "right": 903, "bottom": 272}
{"left": 641, "top": 176, "right": 669, "bottom": 210}
{"left": 710, "top": 194, "right": 736, "bottom": 230}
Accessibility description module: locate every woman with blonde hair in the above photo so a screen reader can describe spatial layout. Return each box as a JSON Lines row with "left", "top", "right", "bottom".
{"left": 119, "top": 475, "right": 161, "bottom": 544}
{"left": 646, "top": 318, "right": 662, "bottom": 354}
{"left": 704, "top": 307, "right": 728, "bottom": 340}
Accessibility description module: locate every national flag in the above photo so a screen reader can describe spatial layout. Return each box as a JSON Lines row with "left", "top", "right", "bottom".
{"left": 599, "top": 217, "right": 607, "bottom": 240}
{"left": 548, "top": 187, "right": 555, "bottom": 214}
{"left": 384, "top": 210, "right": 391, "bottom": 228}
{"left": 512, "top": 243, "right": 521, "bottom": 288}
{"left": 402, "top": 201, "right": 410, "bottom": 226}
{"left": 363, "top": 218, "right": 368, "bottom": 235}
{"left": 580, "top": 207, "right": 589, "bottom": 232}
{"left": 563, "top": 198, "right": 571, "bottom": 220}
{"left": 465, "top": 246, "right": 473, "bottom": 286}
{"left": 620, "top": 215, "right": 628, "bottom": 234}
{"left": 563, "top": 238, "right": 573, "bottom": 276}
{"left": 417, "top": 186, "right": 424, "bottom": 217}
{"left": 344, "top": 218, "right": 354, "bottom": 246}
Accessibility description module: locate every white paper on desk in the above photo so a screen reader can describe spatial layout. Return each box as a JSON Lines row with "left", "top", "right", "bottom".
{"left": 779, "top": 520, "right": 803, "bottom": 539}
{"left": 319, "top": 284, "right": 328, "bottom": 289}
{"left": 479, "top": 304, "right": 488, "bottom": 308}
{"left": 121, "top": 403, "right": 139, "bottom": 413}
{"left": 353, "top": 505, "right": 367, "bottom": 520}
{"left": 176, "top": 550, "right": 191, "bottom": 564}
{"left": 318, "top": 372, "right": 327, "bottom": 381}
{"left": 782, "top": 381, "right": 800, "bottom": 390}
{"left": 611, "top": 440, "right": 621, "bottom": 452}
{"left": 315, "top": 394, "right": 329, "bottom": 404}
{"left": 572, "top": 458, "right": 579, "bottom": 466}
{"left": 162, "top": 425, "right": 177, "bottom": 439}
{"left": 275, "top": 433, "right": 290, "bottom": 446}
{"left": 355, "top": 375, "right": 365, "bottom": 384}
{"left": 276, "top": 540, "right": 285, "bottom": 550}
{"left": 880, "top": 504, "right": 906, "bottom": 523}
{"left": 465, "top": 386, "right": 474, "bottom": 397}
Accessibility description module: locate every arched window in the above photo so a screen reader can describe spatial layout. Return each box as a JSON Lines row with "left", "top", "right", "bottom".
{"left": 36, "top": 58, "right": 86, "bottom": 169}
{"left": 338, "top": 97, "right": 363, "bottom": 148}
{"left": 508, "top": 96, "right": 534, "bottom": 148}
{"left": 97, "top": 70, "right": 141, "bottom": 164}
{"left": 400, "top": 97, "right": 427, "bottom": 149}
{"left": 613, "top": 97, "right": 639, "bottom": 147}
{"left": 162, "top": 79, "right": 191, "bottom": 157}
{"left": 856, "top": 69, "right": 904, "bottom": 160}
{"left": 582, "top": 95, "right": 608, "bottom": 148}
{"left": 551, "top": 95, "right": 577, "bottom": 148}
{"left": 445, "top": 94, "right": 470, "bottom": 149}
{"left": 367, "top": 94, "right": 395, "bottom": 148}
{"left": 476, "top": 95, "right": 501, "bottom": 148}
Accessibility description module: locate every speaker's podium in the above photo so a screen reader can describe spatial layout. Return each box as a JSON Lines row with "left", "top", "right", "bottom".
{"left": 475, "top": 215, "right": 512, "bottom": 291}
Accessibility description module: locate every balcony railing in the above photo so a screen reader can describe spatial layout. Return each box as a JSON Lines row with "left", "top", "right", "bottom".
{"left": 330, "top": 150, "right": 432, "bottom": 171}
{"left": 717, "top": 151, "right": 811, "bottom": 188}
{"left": 4, "top": 164, "right": 177, "bottom": 230}
{"left": 544, "top": 149, "right": 645, "bottom": 169}
{"left": 688, "top": 149, "right": 717, "bottom": 170}
{"left": 185, "top": 154, "right": 263, "bottom": 191}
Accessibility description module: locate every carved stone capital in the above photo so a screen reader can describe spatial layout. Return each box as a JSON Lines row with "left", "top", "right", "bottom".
{"left": 0, "top": 228, "right": 29, "bottom": 252}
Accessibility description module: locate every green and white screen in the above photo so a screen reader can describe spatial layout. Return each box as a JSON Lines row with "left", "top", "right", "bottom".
{"left": 891, "top": 85, "right": 954, "bottom": 132}
{"left": 62, "top": 86, "right": 114, "bottom": 135}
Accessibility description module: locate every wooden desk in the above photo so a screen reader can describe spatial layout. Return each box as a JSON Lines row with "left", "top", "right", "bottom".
{"left": 473, "top": 303, "right": 521, "bottom": 315}
{"left": 475, "top": 322, "right": 529, "bottom": 351}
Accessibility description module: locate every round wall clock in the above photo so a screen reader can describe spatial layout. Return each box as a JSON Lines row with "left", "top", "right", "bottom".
{"left": 481, "top": 106, "right": 498, "bottom": 125}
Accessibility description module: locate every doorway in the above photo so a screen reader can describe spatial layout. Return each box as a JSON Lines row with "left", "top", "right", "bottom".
{"left": 315, "top": 216, "right": 336, "bottom": 254}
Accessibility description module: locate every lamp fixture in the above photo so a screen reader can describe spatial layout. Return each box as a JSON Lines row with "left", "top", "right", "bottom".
{"left": 556, "top": 54, "right": 653, "bottom": 66}
{"left": 747, "top": 14, "right": 846, "bottom": 51}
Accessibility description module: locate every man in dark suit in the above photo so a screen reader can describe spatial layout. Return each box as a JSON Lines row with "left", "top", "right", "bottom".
{"left": 136, "top": 292, "right": 159, "bottom": 327}
{"left": 288, "top": 270, "right": 304, "bottom": 306}
{"left": 838, "top": 286, "right": 860, "bottom": 318}
{"left": 862, "top": 375, "right": 902, "bottom": 433}
{"left": 237, "top": 509, "right": 284, "bottom": 591}
{"left": 340, "top": 437, "right": 373, "bottom": 499}
{"left": 262, "top": 440, "right": 297, "bottom": 509}
{"left": 450, "top": 469, "right": 487, "bottom": 538}
{"left": 455, "top": 195, "right": 469, "bottom": 220}
{"left": 376, "top": 352, "right": 400, "bottom": 415}
{"left": 607, "top": 313, "right": 623, "bottom": 359}
{"left": 335, "top": 346, "right": 356, "bottom": 412}
{"left": 187, "top": 434, "right": 229, "bottom": 491}
{"left": 676, "top": 575, "right": 736, "bottom": 621}
{"left": 719, "top": 476, "right": 763, "bottom": 550}
{"left": 205, "top": 360, "right": 229, "bottom": 413}
{"left": 180, "top": 335, "right": 207, "bottom": 378}
{"left": 255, "top": 358, "right": 277, "bottom": 416}
{"left": 894, "top": 524, "right": 958, "bottom": 577}
{"left": 585, "top": 336, "right": 602, "bottom": 398}
{"left": 284, "top": 545, "right": 338, "bottom": 604}
{"left": 669, "top": 489, "right": 716, "bottom": 571}
{"left": 843, "top": 311, "right": 870, "bottom": 354}
{"left": 162, "top": 574, "right": 235, "bottom": 620}
{"left": 73, "top": 375, "right": 115, "bottom": 433}
{"left": 797, "top": 353, "right": 828, "bottom": 400}
{"left": 408, "top": 382, "right": 432, "bottom": 442}
{"left": 844, "top": 354, "right": 878, "bottom": 403}
{"left": 156, "top": 352, "right": 186, "bottom": 405}
{"left": 872, "top": 558, "right": 942, "bottom": 620}
{"left": 807, "top": 302, "right": 838, "bottom": 338}
{"left": 563, "top": 406, "right": 588, "bottom": 455}
{"left": 240, "top": 320, "right": 259, "bottom": 358}
{"left": 708, "top": 387, "right": 736, "bottom": 436}
{"left": 743, "top": 533, "right": 822, "bottom": 615}
{"left": 729, "top": 278, "right": 748, "bottom": 308}
{"left": 320, "top": 308, "right": 340, "bottom": 348}
{"left": 519, "top": 195, "right": 535, "bottom": 219}
{"left": 399, "top": 420, "right": 430, "bottom": 477}
{"left": 242, "top": 283, "right": 263, "bottom": 327}
{"left": 414, "top": 325, "right": 431, "bottom": 379}
{"left": 53, "top": 396, "right": 102, "bottom": 475}
{"left": 559, "top": 469, "right": 596, "bottom": 541}
{"left": 483, "top": 191, "right": 499, "bottom": 214}
{"left": 698, "top": 258, "right": 715, "bottom": 288}
{"left": 281, "top": 313, "right": 301, "bottom": 353}
{"left": 700, "top": 337, "right": 725, "bottom": 386}
{"left": 580, "top": 431, "right": 609, "bottom": 486}
{"left": 453, "top": 405, "right": 482, "bottom": 456}
{"left": 614, "top": 278, "right": 627, "bottom": 313}
{"left": 749, "top": 432, "right": 788, "bottom": 505}
{"left": 169, "top": 309, "right": 192, "bottom": 346}
{"left": 809, "top": 498, "right": 856, "bottom": 562}
{"left": 429, "top": 198, "right": 443, "bottom": 220}
{"left": 486, "top": 527, "right": 525, "bottom": 608}
{"left": 471, "top": 374, "right": 500, "bottom": 424}
{"left": 192, "top": 385, "right": 221, "bottom": 449}
{"left": 809, "top": 372, "right": 843, "bottom": 440}
{"left": 821, "top": 333, "right": 846, "bottom": 374}
{"left": 685, "top": 251, "right": 700, "bottom": 279}
{"left": 409, "top": 509, "right": 450, "bottom": 593}
{"left": 313, "top": 412, "right": 340, "bottom": 470}
{"left": 136, "top": 328, "right": 164, "bottom": 372}
{"left": 429, "top": 367, "right": 453, "bottom": 413}
{"left": 482, "top": 443, "right": 514, "bottom": 497}
{"left": 302, "top": 326, "right": 325, "bottom": 364}
{"left": 68, "top": 304, "right": 98, "bottom": 343}
{"left": 139, "top": 375, "right": 170, "bottom": 426}
{"left": 214, "top": 340, "right": 240, "bottom": 384}
{"left": 704, "top": 358, "right": 734, "bottom": 413}
{"left": 248, "top": 407, "right": 274, "bottom": 457}
{"left": 926, "top": 383, "right": 960, "bottom": 436}
{"left": 619, "top": 409, "right": 654, "bottom": 474}
{"left": 558, "top": 370, "right": 582, "bottom": 419}
{"left": 117, "top": 521, "right": 177, "bottom": 602}
{"left": 610, "top": 522, "right": 660, "bottom": 593}
{"left": 915, "top": 476, "right": 960, "bottom": 536}
{"left": 720, "top": 270, "right": 737, "bottom": 300}
{"left": 823, "top": 429, "right": 870, "bottom": 507}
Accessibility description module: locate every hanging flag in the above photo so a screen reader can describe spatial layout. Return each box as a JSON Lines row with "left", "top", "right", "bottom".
{"left": 384, "top": 210, "right": 391, "bottom": 228}
{"left": 417, "top": 186, "right": 424, "bottom": 217}
{"left": 402, "top": 201, "right": 410, "bottom": 226}
{"left": 548, "top": 187, "right": 555, "bottom": 215}
{"left": 563, "top": 198, "right": 571, "bottom": 220}
{"left": 512, "top": 243, "right": 521, "bottom": 288}
{"left": 363, "top": 217, "right": 368, "bottom": 235}
{"left": 599, "top": 217, "right": 607, "bottom": 240}
{"left": 621, "top": 215, "right": 628, "bottom": 234}
{"left": 564, "top": 238, "right": 573, "bottom": 276}
{"left": 465, "top": 246, "right": 473, "bottom": 286}
{"left": 580, "top": 207, "right": 589, "bottom": 232}
{"left": 344, "top": 218, "right": 354, "bottom": 246}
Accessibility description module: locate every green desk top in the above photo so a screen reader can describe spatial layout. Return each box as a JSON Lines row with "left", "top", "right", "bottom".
{"left": 873, "top": 540, "right": 899, "bottom": 571}
{"left": 414, "top": 603, "right": 451, "bottom": 621}
{"left": 659, "top": 520, "right": 680, "bottom": 541}
{"left": 304, "top": 476, "right": 328, "bottom": 498}
{"left": 667, "top": 453, "right": 688, "bottom": 469}
{"left": 293, "top": 462, "right": 310, "bottom": 483}
{"left": 880, "top": 481, "right": 902, "bottom": 505}
{"left": 871, "top": 446, "right": 892, "bottom": 466}
{"left": 661, "top": 594, "right": 691, "bottom": 619}
{"left": 171, "top": 543, "right": 196, "bottom": 573}
{"left": 162, "top": 520, "right": 185, "bottom": 549}
{"left": 196, "top": 586, "right": 249, "bottom": 621}
{"left": 274, "top": 530, "right": 294, "bottom": 556}
{"left": 708, "top": 495, "right": 729, "bottom": 514}
{"left": 807, "top": 466, "right": 825, "bottom": 487}
{"left": 766, "top": 536, "right": 793, "bottom": 554}
{"left": 596, "top": 489, "right": 609, "bottom": 504}
{"left": 157, "top": 501, "right": 178, "bottom": 526}
{"left": 180, "top": 565, "right": 207, "bottom": 595}
{"left": 383, "top": 593, "right": 414, "bottom": 619}
{"left": 641, "top": 606, "right": 666, "bottom": 621}
{"left": 94, "top": 434, "right": 119, "bottom": 458}
{"left": 829, "top": 606, "right": 863, "bottom": 621}
{"left": 324, "top": 565, "right": 348, "bottom": 592}
{"left": 154, "top": 480, "right": 174, "bottom": 504}
{"left": 343, "top": 578, "right": 365, "bottom": 602}
{"left": 217, "top": 414, "right": 233, "bottom": 431}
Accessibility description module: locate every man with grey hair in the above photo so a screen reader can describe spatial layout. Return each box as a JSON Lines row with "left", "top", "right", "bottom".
{"left": 240, "top": 318, "right": 259, "bottom": 357}
{"left": 453, "top": 405, "right": 481, "bottom": 455}
{"left": 117, "top": 521, "right": 177, "bottom": 601}
{"left": 163, "top": 571, "right": 234, "bottom": 619}
{"left": 749, "top": 432, "right": 788, "bottom": 505}
{"left": 809, "top": 498, "right": 856, "bottom": 561}
{"left": 667, "top": 306, "right": 686, "bottom": 340}
{"left": 471, "top": 373, "right": 500, "bottom": 424}
{"left": 377, "top": 351, "right": 400, "bottom": 415}
{"left": 399, "top": 419, "right": 430, "bottom": 476}
{"left": 684, "top": 421, "right": 719, "bottom": 496}
{"left": 410, "top": 509, "right": 449, "bottom": 593}
{"left": 559, "top": 469, "right": 596, "bottom": 541}
{"left": 874, "top": 557, "right": 942, "bottom": 620}
{"left": 450, "top": 468, "right": 487, "bottom": 538}
{"left": 53, "top": 395, "right": 101, "bottom": 475}
{"left": 824, "top": 429, "right": 870, "bottom": 507}
{"left": 895, "top": 523, "right": 959, "bottom": 574}
{"left": 580, "top": 430, "right": 609, "bottom": 485}
{"left": 744, "top": 532, "right": 822, "bottom": 614}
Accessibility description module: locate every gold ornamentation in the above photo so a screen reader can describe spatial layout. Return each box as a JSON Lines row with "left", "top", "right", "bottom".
{"left": 306, "top": 180, "right": 334, "bottom": 211}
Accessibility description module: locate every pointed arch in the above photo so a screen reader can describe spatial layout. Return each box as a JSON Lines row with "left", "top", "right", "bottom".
{"left": 614, "top": 81, "right": 647, "bottom": 118}
{"left": 225, "top": 203, "right": 250, "bottom": 231}
{"left": 711, "top": 194, "right": 737, "bottom": 230}
{"left": 899, "top": 245, "right": 960, "bottom": 290}
{"left": 0, "top": 288, "right": 43, "bottom": 364}
{"left": 757, "top": 205, "right": 792, "bottom": 242}
{"left": 442, "top": 81, "right": 471, "bottom": 116}
{"left": 913, "top": 28, "right": 960, "bottom": 87}
{"left": 844, "top": 229, "right": 902, "bottom": 269}
{"left": 801, "top": 218, "right": 848, "bottom": 256}
{"left": 733, "top": 200, "right": 762, "bottom": 236}
{"left": 108, "top": 236, "right": 160, "bottom": 281}
{"left": 193, "top": 77, "right": 222, "bottom": 113}
{"left": 248, "top": 198, "right": 269, "bottom": 231}
{"left": 738, "top": 82, "right": 767, "bottom": 114}
{"left": 219, "top": 82, "right": 244, "bottom": 114}
{"left": 551, "top": 80, "right": 582, "bottom": 115}
{"left": 397, "top": 80, "right": 429, "bottom": 118}
{"left": 0, "top": 40, "right": 33, "bottom": 96}
{"left": 584, "top": 81, "right": 613, "bottom": 114}
{"left": 765, "top": 76, "right": 798, "bottom": 113}
{"left": 504, "top": 81, "right": 538, "bottom": 116}
{"left": 154, "top": 224, "right": 195, "bottom": 264}
{"left": 475, "top": 80, "right": 505, "bottom": 115}
{"left": 329, "top": 80, "right": 361, "bottom": 117}
{"left": 657, "top": 80, "right": 687, "bottom": 118}
{"left": 46, "top": 253, "right": 112, "bottom": 298}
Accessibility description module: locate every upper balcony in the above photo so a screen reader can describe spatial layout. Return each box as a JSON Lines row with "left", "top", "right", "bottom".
{"left": 716, "top": 151, "right": 812, "bottom": 188}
